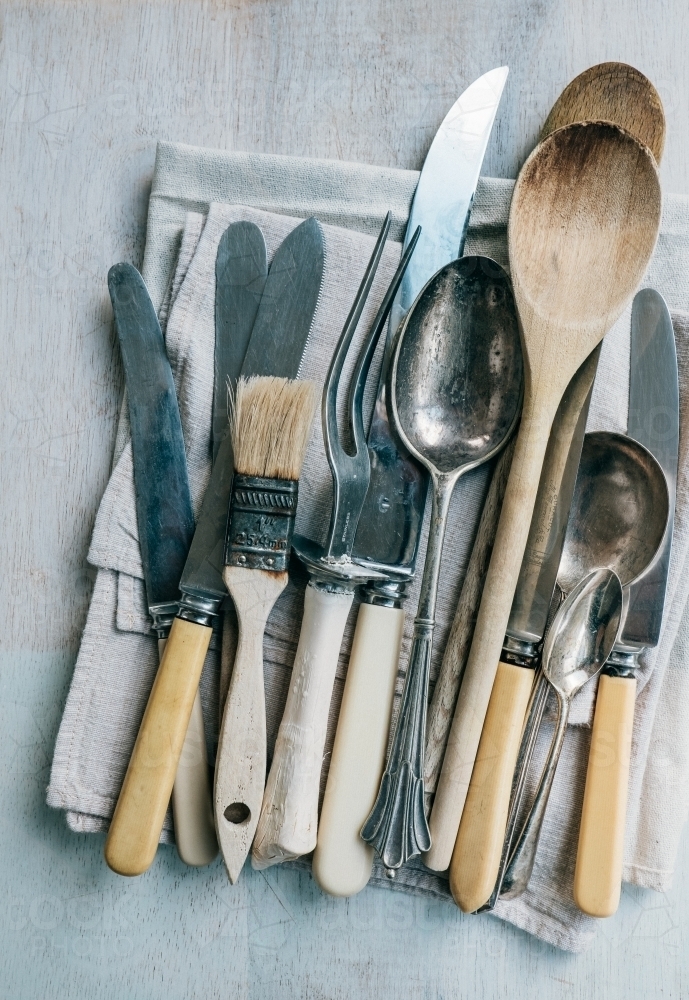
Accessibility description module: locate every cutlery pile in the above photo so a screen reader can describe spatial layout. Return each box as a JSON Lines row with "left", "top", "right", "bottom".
{"left": 101, "top": 61, "right": 678, "bottom": 927}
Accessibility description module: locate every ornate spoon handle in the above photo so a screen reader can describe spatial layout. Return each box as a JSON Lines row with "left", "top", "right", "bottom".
{"left": 360, "top": 621, "right": 433, "bottom": 871}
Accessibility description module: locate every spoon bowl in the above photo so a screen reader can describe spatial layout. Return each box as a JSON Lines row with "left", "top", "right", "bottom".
{"left": 543, "top": 567, "right": 624, "bottom": 698}
{"left": 391, "top": 256, "right": 523, "bottom": 477}
{"left": 558, "top": 431, "right": 669, "bottom": 594}
{"left": 541, "top": 62, "right": 665, "bottom": 163}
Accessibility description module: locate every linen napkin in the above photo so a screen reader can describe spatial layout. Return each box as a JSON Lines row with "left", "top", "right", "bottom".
{"left": 48, "top": 142, "right": 689, "bottom": 953}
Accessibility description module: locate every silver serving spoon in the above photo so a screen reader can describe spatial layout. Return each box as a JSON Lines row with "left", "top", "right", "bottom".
{"left": 361, "top": 255, "right": 523, "bottom": 871}
{"left": 499, "top": 431, "right": 669, "bottom": 900}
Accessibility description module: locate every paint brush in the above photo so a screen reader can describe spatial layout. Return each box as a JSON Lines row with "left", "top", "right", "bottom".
{"left": 214, "top": 375, "right": 319, "bottom": 882}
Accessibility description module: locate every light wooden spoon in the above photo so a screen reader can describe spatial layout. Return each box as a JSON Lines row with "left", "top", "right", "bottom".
{"left": 541, "top": 62, "right": 665, "bottom": 163}
{"left": 424, "top": 64, "right": 666, "bottom": 879}
{"left": 436, "top": 121, "right": 661, "bottom": 913}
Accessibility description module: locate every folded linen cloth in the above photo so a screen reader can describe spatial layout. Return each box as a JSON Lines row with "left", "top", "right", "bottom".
{"left": 48, "top": 141, "right": 689, "bottom": 953}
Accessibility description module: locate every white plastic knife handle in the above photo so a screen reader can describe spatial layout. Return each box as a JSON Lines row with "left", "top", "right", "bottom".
{"left": 163, "top": 636, "right": 218, "bottom": 868}
{"left": 252, "top": 582, "right": 354, "bottom": 869}
{"left": 312, "top": 601, "right": 404, "bottom": 896}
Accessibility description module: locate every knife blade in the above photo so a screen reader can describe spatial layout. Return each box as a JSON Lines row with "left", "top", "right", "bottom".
{"left": 213, "top": 222, "right": 268, "bottom": 460}
{"left": 351, "top": 66, "right": 509, "bottom": 581}
{"left": 619, "top": 288, "right": 678, "bottom": 646}
{"left": 109, "top": 263, "right": 196, "bottom": 632}
{"left": 108, "top": 264, "right": 218, "bottom": 868}
{"left": 506, "top": 348, "right": 601, "bottom": 648}
{"left": 104, "top": 218, "right": 325, "bottom": 877}
{"left": 574, "top": 288, "right": 678, "bottom": 918}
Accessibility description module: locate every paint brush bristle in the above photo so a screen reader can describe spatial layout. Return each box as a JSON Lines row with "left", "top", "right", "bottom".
{"left": 230, "top": 376, "right": 319, "bottom": 481}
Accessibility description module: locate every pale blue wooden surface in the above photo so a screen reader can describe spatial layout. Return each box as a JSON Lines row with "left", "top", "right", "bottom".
{"left": 2, "top": 0, "right": 689, "bottom": 995}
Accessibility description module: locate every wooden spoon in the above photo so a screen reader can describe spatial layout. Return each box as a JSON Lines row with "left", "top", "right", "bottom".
{"left": 425, "top": 64, "right": 666, "bottom": 878}
{"left": 436, "top": 121, "right": 661, "bottom": 913}
{"left": 541, "top": 62, "right": 665, "bottom": 163}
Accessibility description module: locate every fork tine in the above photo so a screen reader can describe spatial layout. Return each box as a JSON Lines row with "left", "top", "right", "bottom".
{"left": 323, "top": 212, "right": 392, "bottom": 465}
{"left": 349, "top": 226, "right": 422, "bottom": 456}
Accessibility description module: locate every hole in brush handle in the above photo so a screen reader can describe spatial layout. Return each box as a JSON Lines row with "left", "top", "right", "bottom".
{"left": 224, "top": 802, "right": 251, "bottom": 825}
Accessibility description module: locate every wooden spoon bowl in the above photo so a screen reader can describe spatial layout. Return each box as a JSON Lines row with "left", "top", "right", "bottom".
{"left": 541, "top": 62, "right": 665, "bottom": 163}
{"left": 511, "top": 121, "right": 661, "bottom": 354}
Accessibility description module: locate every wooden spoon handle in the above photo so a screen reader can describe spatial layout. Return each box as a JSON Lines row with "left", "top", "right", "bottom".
{"left": 252, "top": 583, "right": 354, "bottom": 870}
{"left": 313, "top": 602, "right": 404, "bottom": 897}
{"left": 425, "top": 400, "right": 553, "bottom": 873}
{"left": 449, "top": 661, "right": 534, "bottom": 910}
{"left": 215, "top": 565, "right": 288, "bottom": 883}
{"left": 104, "top": 617, "right": 212, "bottom": 876}
{"left": 574, "top": 673, "right": 636, "bottom": 917}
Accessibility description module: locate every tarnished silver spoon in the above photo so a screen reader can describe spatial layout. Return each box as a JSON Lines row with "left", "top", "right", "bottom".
{"left": 361, "top": 255, "right": 523, "bottom": 872}
{"left": 495, "top": 567, "right": 623, "bottom": 900}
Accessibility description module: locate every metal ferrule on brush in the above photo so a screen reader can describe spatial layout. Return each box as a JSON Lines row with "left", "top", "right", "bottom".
{"left": 225, "top": 473, "right": 299, "bottom": 572}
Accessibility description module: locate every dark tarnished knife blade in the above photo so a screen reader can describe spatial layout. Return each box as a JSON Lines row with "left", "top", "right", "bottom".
{"left": 109, "top": 263, "right": 195, "bottom": 615}
{"left": 623, "top": 289, "right": 678, "bottom": 646}
{"left": 213, "top": 222, "right": 268, "bottom": 461}
{"left": 180, "top": 217, "right": 325, "bottom": 603}
{"left": 506, "top": 346, "right": 600, "bottom": 643}
{"left": 241, "top": 217, "right": 324, "bottom": 378}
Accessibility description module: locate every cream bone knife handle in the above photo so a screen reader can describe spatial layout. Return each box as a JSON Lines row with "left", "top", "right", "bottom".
{"left": 574, "top": 672, "right": 636, "bottom": 917}
{"left": 312, "top": 601, "right": 405, "bottom": 897}
{"left": 252, "top": 582, "right": 354, "bottom": 869}
{"left": 448, "top": 660, "right": 534, "bottom": 909}
{"left": 215, "top": 565, "right": 288, "bottom": 884}
{"left": 105, "top": 617, "right": 213, "bottom": 876}
{"left": 163, "top": 635, "right": 218, "bottom": 868}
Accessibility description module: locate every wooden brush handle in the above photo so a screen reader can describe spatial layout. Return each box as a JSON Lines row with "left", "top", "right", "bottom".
{"left": 448, "top": 661, "right": 534, "bottom": 910}
{"left": 252, "top": 583, "right": 354, "bottom": 870}
{"left": 574, "top": 673, "right": 636, "bottom": 918}
{"left": 215, "top": 565, "right": 288, "bottom": 884}
{"left": 313, "top": 601, "right": 404, "bottom": 897}
{"left": 167, "top": 632, "right": 218, "bottom": 868}
{"left": 104, "top": 617, "right": 212, "bottom": 876}
{"left": 425, "top": 402, "right": 553, "bottom": 873}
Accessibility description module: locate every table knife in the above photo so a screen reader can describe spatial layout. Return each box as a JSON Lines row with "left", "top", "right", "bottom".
{"left": 104, "top": 218, "right": 324, "bottom": 876}
{"left": 311, "top": 67, "right": 509, "bottom": 893}
{"left": 213, "top": 222, "right": 268, "bottom": 460}
{"left": 107, "top": 263, "right": 218, "bottom": 867}
{"left": 575, "top": 288, "right": 678, "bottom": 917}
